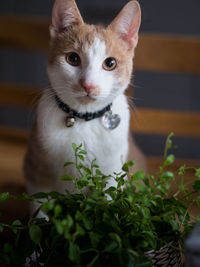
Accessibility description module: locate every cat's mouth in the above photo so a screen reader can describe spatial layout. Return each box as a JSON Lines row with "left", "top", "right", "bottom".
{"left": 77, "top": 95, "right": 96, "bottom": 105}
{"left": 72, "top": 85, "right": 98, "bottom": 105}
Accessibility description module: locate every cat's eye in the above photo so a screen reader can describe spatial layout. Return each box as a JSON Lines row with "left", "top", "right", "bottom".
{"left": 103, "top": 57, "right": 117, "bottom": 71}
{"left": 65, "top": 52, "right": 81, "bottom": 67}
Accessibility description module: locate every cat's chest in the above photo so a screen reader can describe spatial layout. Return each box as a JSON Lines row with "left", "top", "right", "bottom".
{"left": 44, "top": 115, "right": 125, "bottom": 160}
{"left": 37, "top": 94, "right": 130, "bottom": 173}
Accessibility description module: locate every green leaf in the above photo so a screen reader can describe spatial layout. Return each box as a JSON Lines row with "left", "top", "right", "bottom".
{"left": 193, "top": 180, "right": 200, "bottom": 192}
{"left": 170, "top": 220, "right": 179, "bottom": 231}
{"left": 11, "top": 250, "right": 25, "bottom": 265}
{"left": 31, "top": 192, "right": 48, "bottom": 199}
{"left": 0, "top": 224, "right": 4, "bottom": 232}
{"left": 55, "top": 220, "right": 64, "bottom": 235}
{"left": 93, "top": 165, "right": 99, "bottom": 169}
{"left": 117, "top": 250, "right": 136, "bottom": 267}
{"left": 122, "top": 161, "right": 135, "bottom": 172}
{"left": 64, "top": 229, "right": 71, "bottom": 240}
{"left": 3, "top": 242, "right": 13, "bottom": 253}
{"left": 103, "top": 241, "right": 118, "bottom": 252}
{"left": 0, "top": 192, "right": 10, "bottom": 203}
{"left": 61, "top": 174, "right": 74, "bottom": 181}
{"left": 79, "top": 150, "right": 87, "bottom": 155}
{"left": 135, "top": 255, "right": 152, "bottom": 267}
{"left": 195, "top": 168, "right": 200, "bottom": 178}
{"left": 82, "top": 166, "right": 92, "bottom": 175}
{"left": 161, "top": 171, "right": 175, "bottom": 180}
{"left": 105, "top": 186, "right": 117, "bottom": 198}
{"left": 109, "top": 232, "right": 122, "bottom": 247}
{"left": 42, "top": 201, "right": 54, "bottom": 211}
{"left": 76, "top": 223, "right": 85, "bottom": 235}
{"left": 72, "top": 143, "right": 78, "bottom": 151}
{"left": 163, "top": 154, "right": 175, "bottom": 167}
{"left": 49, "top": 191, "right": 63, "bottom": 198}
{"left": 96, "top": 169, "right": 102, "bottom": 175}
{"left": 68, "top": 242, "right": 80, "bottom": 263}
{"left": 54, "top": 204, "right": 62, "bottom": 218}
{"left": 178, "top": 165, "right": 187, "bottom": 176}
{"left": 66, "top": 215, "right": 74, "bottom": 229}
{"left": 12, "top": 220, "right": 22, "bottom": 233}
{"left": 64, "top": 162, "right": 74, "bottom": 167}
{"left": 196, "top": 197, "right": 200, "bottom": 208}
{"left": 131, "top": 170, "right": 145, "bottom": 181}
{"left": 89, "top": 232, "right": 100, "bottom": 248}
{"left": 12, "top": 220, "right": 22, "bottom": 226}
{"left": 76, "top": 179, "right": 88, "bottom": 190}
{"left": 29, "top": 225, "right": 42, "bottom": 244}
{"left": 17, "top": 240, "right": 35, "bottom": 261}
{"left": 75, "top": 211, "right": 82, "bottom": 221}
{"left": 83, "top": 217, "right": 93, "bottom": 230}
{"left": 88, "top": 182, "right": 95, "bottom": 187}
{"left": 78, "top": 154, "right": 85, "bottom": 161}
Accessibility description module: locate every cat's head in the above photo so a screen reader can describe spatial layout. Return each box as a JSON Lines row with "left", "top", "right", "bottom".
{"left": 47, "top": 0, "right": 141, "bottom": 113}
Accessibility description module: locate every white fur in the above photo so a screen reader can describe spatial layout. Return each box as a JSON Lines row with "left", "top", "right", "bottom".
{"left": 37, "top": 91, "right": 130, "bottom": 193}
{"left": 29, "top": 37, "right": 130, "bottom": 195}
{"left": 47, "top": 37, "right": 127, "bottom": 114}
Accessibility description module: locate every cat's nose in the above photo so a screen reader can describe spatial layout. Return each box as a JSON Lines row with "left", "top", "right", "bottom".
{"left": 81, "top": 80, "right": 96, "bottom": 94}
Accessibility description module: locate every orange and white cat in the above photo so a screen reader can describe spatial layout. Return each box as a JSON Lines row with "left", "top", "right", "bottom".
{"left": 24, "top": 0, "right": 145, "bottom": 197}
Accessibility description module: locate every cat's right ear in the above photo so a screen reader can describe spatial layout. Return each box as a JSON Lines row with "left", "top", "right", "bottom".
{"left": 50, "top": 0, "right": 84, "bottom": 39}
{"left": 108, "top": 1, "right": 141, "bottom": 50}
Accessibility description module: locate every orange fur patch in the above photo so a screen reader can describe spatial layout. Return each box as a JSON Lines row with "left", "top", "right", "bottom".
{"left": 48, "top": 23, "right": 135, "bottom": 89}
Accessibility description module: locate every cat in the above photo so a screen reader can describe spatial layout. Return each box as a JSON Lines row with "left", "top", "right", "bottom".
{"left": 24, "top": 0, "right": 145, "bottom": 200}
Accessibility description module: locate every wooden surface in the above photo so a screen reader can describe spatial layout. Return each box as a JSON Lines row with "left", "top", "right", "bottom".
{"left": 0, "top": 83, "right": 41, "bottom": 108}
{"left": 135, "top": 34, "right": 200, "bottom": 74}
{"left": 0, "top": 15, "right": 200, "bottom": 74}
{"left": 130, "top": 108, "right": 200, "bottom": 137}
{"left": 0, "top": 15, "right": 49, "bottom": 52}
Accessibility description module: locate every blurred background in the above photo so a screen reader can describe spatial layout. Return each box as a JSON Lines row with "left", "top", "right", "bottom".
{"left": 0, "top": 0, "right": 200, "bottom": 215}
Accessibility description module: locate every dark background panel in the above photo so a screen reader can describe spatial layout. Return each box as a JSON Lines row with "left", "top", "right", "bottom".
{"left": 134, "top": 133, "right": 200, "bottom": 160}
{"left": 133, "top": 72, "right": 200, "bottom": 112}
{"left": 0, "top": 0, "right": 200, "bottom": 35}
{"left": 0, "top": 50, "right": 47, "bottom": 87}
{"left": 0, "top": 106, "right": 34, "bottom": 129}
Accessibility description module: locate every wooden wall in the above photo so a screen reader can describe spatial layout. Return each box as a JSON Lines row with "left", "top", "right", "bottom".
{"left": 0, "top": 0, "right": 200, "bottom": 192}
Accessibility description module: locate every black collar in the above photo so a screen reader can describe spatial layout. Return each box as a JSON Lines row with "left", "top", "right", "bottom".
{"left": 55, "top": 94, "right": 111, "bottom": 121}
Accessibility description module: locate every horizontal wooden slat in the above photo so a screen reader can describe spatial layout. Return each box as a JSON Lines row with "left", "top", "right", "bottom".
{"left": 135, "top": 34, "right": 200, "bottom": 74}
{"left": 0, "top": 15, "right": 49, "bottom": 52}
{"left": 0, "top": 16, "right": 200, "bottom": 74}
{"left": 131, "top": 108, "right": 200, "bottom": 138}
{"left": 0, "top": 126, "right": 29, "bottom": 144}
{"left": 0, "top": 83, "right": 41, "bottom": 108}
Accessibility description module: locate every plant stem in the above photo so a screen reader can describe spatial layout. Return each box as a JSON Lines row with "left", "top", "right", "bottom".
{"left": 163, "top": 132, "right": 174, "bottom": 159}
{"left": 173, "top": 178, "right": 198, "bottom": 198}
{"left": 2, "top": 222, "right": 52, "bottom": 230}
{"left": 15, "top": 229, "right": 21, "bottom": 247}
{"left": 86, "top": 254, "right": 99, "bottom": 267}
{"left": 81, "top": 248, "right": 99, "bottom": 254}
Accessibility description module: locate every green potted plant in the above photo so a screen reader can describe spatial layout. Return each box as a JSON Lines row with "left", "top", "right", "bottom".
{"left": 0, "top": 134, "right": 200, "bottom": 266}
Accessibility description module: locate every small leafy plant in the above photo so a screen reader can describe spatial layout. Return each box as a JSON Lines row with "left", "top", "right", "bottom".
{"left": 0, "top": 134, "right": 200, "bottom": 266}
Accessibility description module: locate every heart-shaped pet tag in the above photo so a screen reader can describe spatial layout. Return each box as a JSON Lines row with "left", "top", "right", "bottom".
{"left": 102, "top": 111, "right": 121, "bottom": 130}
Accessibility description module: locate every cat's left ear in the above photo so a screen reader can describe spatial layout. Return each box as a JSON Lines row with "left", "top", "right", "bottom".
{"left": 108, "top": 1, "right": 141, "bottom": 50}
{"left": 50, "top": 0, "right": 84, "bottom": 39}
